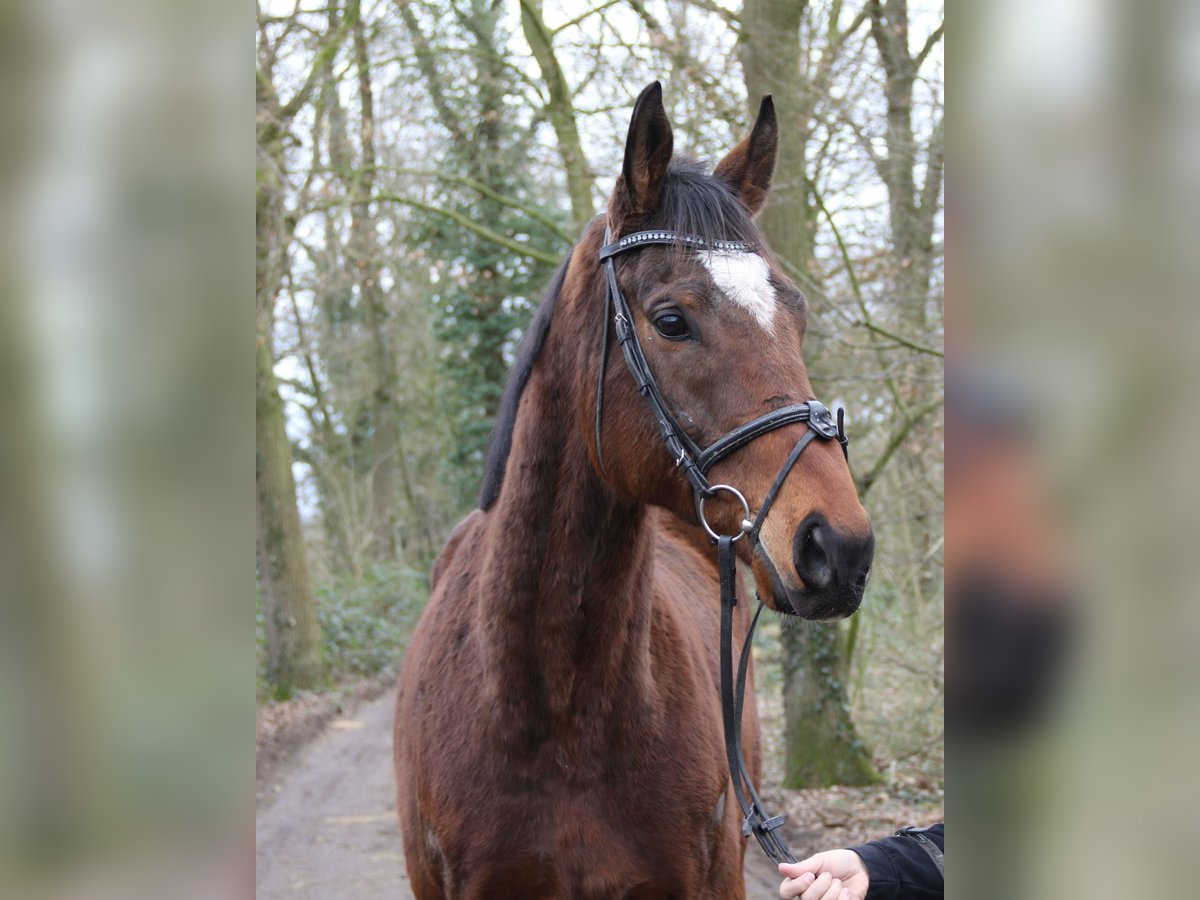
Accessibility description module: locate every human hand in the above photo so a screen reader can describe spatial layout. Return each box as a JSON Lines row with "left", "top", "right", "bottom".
{"left": 778, "top": 849, "right": 870, "bottom": 900}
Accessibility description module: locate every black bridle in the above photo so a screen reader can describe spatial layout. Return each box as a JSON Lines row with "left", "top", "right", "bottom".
{"left": 595, "top": 227, "right": 850, "bottom": 867}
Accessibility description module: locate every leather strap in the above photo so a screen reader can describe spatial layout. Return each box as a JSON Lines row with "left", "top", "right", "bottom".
{"left": 719, "top": 537, "right": 796, "bottom": 865}
{"left": 605, "top": 252, "right": 711, "bottom": 496}
{"left": 594, "top": 275, "right": 613, "bottom": 475}
{"left": 695, "top": 403, "right": 814, "bottom": 473}
{"left": 752, "top": 431, "right": 817, "bottom": 533}
{"left": 897, "top": 826, "right": 945, "bottom": 877}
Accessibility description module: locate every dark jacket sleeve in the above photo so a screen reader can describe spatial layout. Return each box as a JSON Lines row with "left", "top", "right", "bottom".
{"left": 850, "top": 823, "right": 944, "bottom": 900}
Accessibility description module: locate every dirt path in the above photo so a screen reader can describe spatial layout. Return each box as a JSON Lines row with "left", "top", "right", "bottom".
{"left": 256, "top": 691, "right": 784, "bottom": 899}
{"left": 256, "top": 691, "right": 413, "bottom": 899}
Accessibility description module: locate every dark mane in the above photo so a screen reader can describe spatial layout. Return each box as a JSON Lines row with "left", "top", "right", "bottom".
{"left": 477, "top": 253, "right": 570, "bottom": 510}
{"left": 477, "top": 159, "right": 761, "bottom": 511}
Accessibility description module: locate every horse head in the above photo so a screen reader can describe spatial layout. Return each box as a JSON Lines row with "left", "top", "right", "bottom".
{"left": 587, "top": 82, "right": 874, "bottom": 621}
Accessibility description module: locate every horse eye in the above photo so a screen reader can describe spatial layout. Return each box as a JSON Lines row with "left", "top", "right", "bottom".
{"left": 653, "top": 312, "right": 691, "bottom": 341}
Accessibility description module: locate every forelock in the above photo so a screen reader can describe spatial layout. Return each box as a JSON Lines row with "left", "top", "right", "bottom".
{"left": 637, "top": 158, "right": 765, "bottom": 261}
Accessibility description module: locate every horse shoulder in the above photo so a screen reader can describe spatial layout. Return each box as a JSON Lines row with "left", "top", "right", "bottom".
{"left": 430, "top": 508, "right": 486, "bottom": 590}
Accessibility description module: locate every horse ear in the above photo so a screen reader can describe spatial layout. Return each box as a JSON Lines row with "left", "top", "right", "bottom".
{"left": 611, "top": 81, "right": 674, "bottom": 230}
{"left": 713, "top": 95, "right": 778, "bottom": 215}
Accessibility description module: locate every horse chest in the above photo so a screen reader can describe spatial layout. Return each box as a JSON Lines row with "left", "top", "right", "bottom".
{"left": 453, "top": 783, "right": 732, "bottom": 900}
{"left": 401, "top": 526, "right": 748, "bottom": 897}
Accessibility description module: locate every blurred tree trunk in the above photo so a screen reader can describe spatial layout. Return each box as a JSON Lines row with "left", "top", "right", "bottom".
{"left": 309, "top": 0, "right": 404, "bottom": 569}
{"left": 256, "top": 168, "right": 322, "bottom": 688}
{"left": 313, "top": 7, "right": 365, "bottom": 576}
{"left": 740, "top": 0, "right": 880, "bottom": 788}
{"left": 778, "top": 621, "right": 880, "bottom": 786}
{"left": 782, "top": 624, "right": 880, "bottom": 785}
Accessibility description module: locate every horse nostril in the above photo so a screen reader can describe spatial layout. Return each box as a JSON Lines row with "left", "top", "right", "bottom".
{"left": 793, "top": 515, "right": 833, "bottom": 590}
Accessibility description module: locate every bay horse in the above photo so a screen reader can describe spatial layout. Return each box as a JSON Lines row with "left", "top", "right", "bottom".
{"left": 395, "top": 82, "right": 874, "bottom": 899}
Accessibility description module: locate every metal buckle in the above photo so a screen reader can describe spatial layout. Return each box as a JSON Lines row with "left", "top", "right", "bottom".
{"left": 613, "top": 312, "right": 632, "bottom": 343}
{"left": 806, "top": 401, "right": 839, "bottom": 439}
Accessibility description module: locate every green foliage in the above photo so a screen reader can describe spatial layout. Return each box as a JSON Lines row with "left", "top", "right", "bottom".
{"left": 316, "top": 566, "right": 428, "bottom": 678}
{"left": 850, "top": 566, "right": 945, "bottom": 791}
{"left": 402, "top": 0, "right": 567, "bottom": 508}
{"left": 258, "top": 567, "right": 428, "bottom": 692}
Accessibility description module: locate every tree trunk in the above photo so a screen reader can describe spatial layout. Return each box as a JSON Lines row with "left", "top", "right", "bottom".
{"left": 867, "top": 0, "right": 944, "bottom": 602}
{"left": 868, "top": 0, "right": 943, "bottom": 329}
{"left": 256, "top": 325, "right": 323, "bottom": 691}
{"left": 256, "top": 38, "right": 328, "bottom": 690}
{"left": 350, "top": 4, "right": 402, "bottom": 564}
{"left": 782, "top": 625, "right": 881, "bottom": 787}
{"left": 256, "top": 180, "right": 321, "bottom": 690}
{"left": 519, "top": 0, "right": 595, "bottom": 233}
{"left": 740, "top": 0, "right": 879, "bottom": 788}
{"left": 738, "top": 0, "right": 816, "bottom": 280}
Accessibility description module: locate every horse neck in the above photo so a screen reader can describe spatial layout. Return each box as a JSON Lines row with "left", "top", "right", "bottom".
{"left": 478, "top": 287, "right": 656, "bottom": 740}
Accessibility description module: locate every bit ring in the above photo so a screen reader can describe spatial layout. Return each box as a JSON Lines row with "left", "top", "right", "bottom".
{"left": 698, "top": 484, "right": 754, "bottom": 543}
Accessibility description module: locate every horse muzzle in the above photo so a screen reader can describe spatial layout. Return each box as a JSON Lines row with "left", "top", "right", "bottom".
{"left": 753, "top": 514, "right": 874, "bottom": 620}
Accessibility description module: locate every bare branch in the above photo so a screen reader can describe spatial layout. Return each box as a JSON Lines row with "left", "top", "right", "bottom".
{"left": 807, "top": 178, "right": 863, "bottom": 301}
{"left": 396, "top": 1, "right": 469, "bottom": 145}
{"left": 839, "top": 7, "right": 869, "bottom": 43}
{"left": 552, "top": 0, "right": 624, "bottom": 36}
{"left": 382, "top": 168, "right": 575, "bottom": 245}
{"left": 914, "top": 21, "right": 944, "bottom": 70}
{"left": 369, "top": 194, "right": 562, "bottom": 265}
{"left": 278, "top": 7, "right": 354, "bottom": 125}
{"left": 917, "top": 113, "right": 944, "bottom": 240}
{"left": 519, "top": 0, "right": 596, "bottom": 232}
{"left": 855, "top": 320, "right": 943, "bottom": 358}
{"left": 810, "top": 4, "right": 868, "bottom": 99}
{"left": 857, "top": 397, "right": 943, "bottom": 496}
{"left": 685, "top": 0, "right": 741, "bottom": 30}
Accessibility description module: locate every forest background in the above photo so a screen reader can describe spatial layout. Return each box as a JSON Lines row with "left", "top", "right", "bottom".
{"left": 256, "top": 0, "right": 944, "bottom": 794}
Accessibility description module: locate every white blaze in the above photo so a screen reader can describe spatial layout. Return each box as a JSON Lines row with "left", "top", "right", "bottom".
{"left": 698, "top": 250, "right": 776, "bottom": 332}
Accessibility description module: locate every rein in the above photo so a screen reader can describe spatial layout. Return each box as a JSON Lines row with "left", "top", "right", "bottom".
{"left": 596, "top": 227, "right": 850, "bottom": 866}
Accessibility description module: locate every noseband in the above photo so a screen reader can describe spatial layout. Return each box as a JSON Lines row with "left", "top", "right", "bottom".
{"left": 595, "top": 227, "right": 851, "bottom": 866}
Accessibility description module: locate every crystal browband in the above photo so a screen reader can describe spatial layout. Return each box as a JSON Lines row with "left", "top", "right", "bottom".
{"left": 598, "top": 230, "right": 753, "bottom": 261}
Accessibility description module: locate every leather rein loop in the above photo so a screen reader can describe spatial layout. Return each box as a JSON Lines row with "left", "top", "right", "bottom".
{"left": 595, "top": 227, "right": 851, "bottom": 867}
